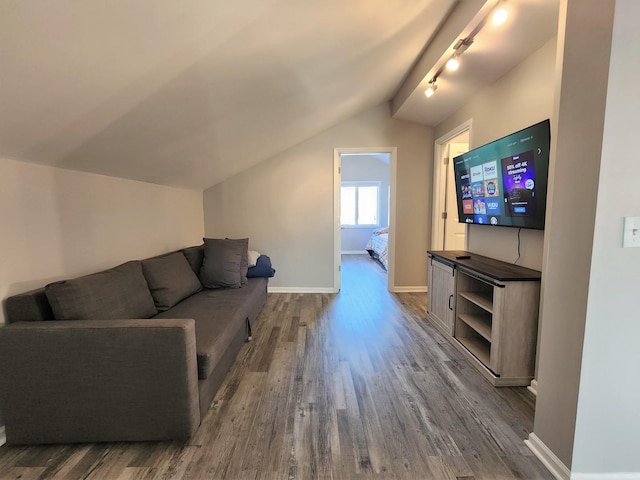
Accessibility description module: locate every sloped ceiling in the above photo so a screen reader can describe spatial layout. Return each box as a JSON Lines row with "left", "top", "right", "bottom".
{"left": 0, "top": 0, "right": 557, "bottom": 190}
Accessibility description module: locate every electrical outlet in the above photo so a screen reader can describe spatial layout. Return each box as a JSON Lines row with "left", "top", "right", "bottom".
{"left": 623, "top": 217, "right": 640, "bottom": 248}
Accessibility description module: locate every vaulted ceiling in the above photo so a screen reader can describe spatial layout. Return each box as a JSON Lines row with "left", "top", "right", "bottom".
{"left": 0, "top": 0, "right": 558, "bottom": 189}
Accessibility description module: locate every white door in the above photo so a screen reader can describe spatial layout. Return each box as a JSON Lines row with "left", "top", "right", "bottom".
{"left": 444, "top": 142, "right": 468, "bottom": 250}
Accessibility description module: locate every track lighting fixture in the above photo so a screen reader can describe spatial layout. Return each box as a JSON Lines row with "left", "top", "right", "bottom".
{"left": 422, "top": 1, "right": 509, "bottom": 102}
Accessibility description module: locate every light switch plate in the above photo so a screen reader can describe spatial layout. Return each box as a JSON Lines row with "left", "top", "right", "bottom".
{"left": 623, "top": 217, "right": 640, "bottom": 248}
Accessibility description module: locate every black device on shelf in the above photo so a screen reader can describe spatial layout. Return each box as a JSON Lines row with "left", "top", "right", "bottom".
{"left": 453, "top": 119, "right": 551, "bottom": 230}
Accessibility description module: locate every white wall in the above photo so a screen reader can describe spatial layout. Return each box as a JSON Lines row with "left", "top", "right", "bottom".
{"left": 340, "top": 154, "right": 390, "bottom": 253}
{"left": 435, "top": 36, "right": 557, "bottom": 271}
{"left": 203, "top": 103, "right": 432, "bottom": 290}
{"left": 571, "top": 0, "right": 640, "bottom": 475}
{"left": 0, "top": 158, "right": 204, "bottom": 324}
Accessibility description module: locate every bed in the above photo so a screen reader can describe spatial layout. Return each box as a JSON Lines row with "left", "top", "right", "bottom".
{"left": 366, "top": 227, "right": 389, "bottom": 270}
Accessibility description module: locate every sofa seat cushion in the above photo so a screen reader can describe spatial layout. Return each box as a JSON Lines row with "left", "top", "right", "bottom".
{"left": 142, "top": 252, "right": 202, "bottom": 312}
{"left": 45, "top": 261, "right": 157, "bottom": 321}
{"left": 153, "top": 278, "right": 266, "bottom": 379}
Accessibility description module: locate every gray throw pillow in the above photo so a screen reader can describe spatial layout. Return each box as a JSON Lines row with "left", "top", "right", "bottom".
{"left": 142, "top": 252, "right": 203, "bottom": 311}
{"left": 224, "top": 238, "right": 249, "bottom": 284}
{"left": 182, "top": 244, "right": 204, "bottom": 276}
{"left": 45, "top": 261, "right": 157, "bottom": 320}
{"left": 199, "top": 239, "right": 244, "bottom": 289}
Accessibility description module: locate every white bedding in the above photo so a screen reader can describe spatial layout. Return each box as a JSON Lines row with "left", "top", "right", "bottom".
{"left": 366, "top": 232, "right": 389, "bottom": 270}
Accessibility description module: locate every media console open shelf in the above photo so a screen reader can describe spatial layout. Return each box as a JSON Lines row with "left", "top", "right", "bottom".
{"left": 426, "top": 250, "right": 541, "bottom": 387}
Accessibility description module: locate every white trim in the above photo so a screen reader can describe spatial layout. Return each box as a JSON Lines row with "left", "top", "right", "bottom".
{"left": 525, "top": 432, "right": 571, "bottom": 480}
{"left": 388, "top": 149, "right": 397, "bottom": 292}
{"left": 333, "top": 150, "right": 342, "bottom": 293}
{"left": 0, "top": 426, "right": 5, "bottom": 447}
{"left": 268, "top": 287, "right": 335, "bottom": 294}
{"left": 335, "top": 147, "right": 397, "bottom": 294}
{"left": 572, "top": 474, "right": 640, "bottom": 479}
{"left": 341, "top": 250, "right": 368, "bottom": 255}
{"left": 392, "top": 286, "right": 428, "bottom": 293}
{"left": 528, "top": 378, "right": 538, "bottom": 396}
{"left": 432, "top": 119, "right": 472, "bottom": 251}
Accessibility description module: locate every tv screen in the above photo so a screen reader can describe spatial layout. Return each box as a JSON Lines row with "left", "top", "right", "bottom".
{"left": 453, "top": 119, "right": 550, "bottom": 230}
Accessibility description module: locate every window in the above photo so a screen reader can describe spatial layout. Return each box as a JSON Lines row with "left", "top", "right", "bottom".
{"left": 340, "top": 182, "right": 380, "bottom": 227}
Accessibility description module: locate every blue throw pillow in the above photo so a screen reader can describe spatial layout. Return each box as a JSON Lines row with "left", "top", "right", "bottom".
{"left": 247, "top": 255, "right": 276, "bottom": 278}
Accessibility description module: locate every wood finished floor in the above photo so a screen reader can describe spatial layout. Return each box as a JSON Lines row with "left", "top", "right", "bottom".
{"left": 0, "top": 255, "right": 553, "bottom": 480}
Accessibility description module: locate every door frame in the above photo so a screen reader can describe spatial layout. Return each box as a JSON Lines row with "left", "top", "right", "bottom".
{"left": 333, "top": 147, "right": 397, "bottom": 293}
{"left": 432, "top": 119, "right": 473, "bottom": 251}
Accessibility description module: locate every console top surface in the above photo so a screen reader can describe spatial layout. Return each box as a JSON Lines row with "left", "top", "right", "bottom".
{"left": 428, "top": 250, "right": 541, "bottom": 282}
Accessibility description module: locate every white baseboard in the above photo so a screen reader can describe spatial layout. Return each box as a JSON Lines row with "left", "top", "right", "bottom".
{"left": 268, "top": 287, "right": 336, "bottom": 294}
{"left": 525, "top": 433, "right": 571, "bottom": 480}
{"left": 528, "top": 378, "right": 538, "bottom": 396}
{"left": 392, "top": 286, "right": 428, "bottom": 293}
{"left": 341, "top": 250, "right": 368, "bottom": 255}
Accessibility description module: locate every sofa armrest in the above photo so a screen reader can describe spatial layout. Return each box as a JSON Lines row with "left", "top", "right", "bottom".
{"left": 0, "top": 319, "right": 200, "bottom": 445}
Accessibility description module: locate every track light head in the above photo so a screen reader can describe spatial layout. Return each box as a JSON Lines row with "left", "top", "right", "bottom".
{"left": 492, "top": 6, "right": 508, "bottom": 26}
{"left": 425, "top": 81, "right": 438, "bottom": 98}
{"left": 446, "top": 56, "right": 460, "bottom": 72}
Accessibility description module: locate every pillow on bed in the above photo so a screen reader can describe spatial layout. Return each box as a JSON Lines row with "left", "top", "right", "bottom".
{"left": 373, "top": 226, "right": 389, "bottom": 235}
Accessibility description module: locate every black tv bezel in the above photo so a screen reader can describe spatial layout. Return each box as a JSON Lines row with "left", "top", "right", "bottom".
{"left": 452, "top": 119, "right": 551, "bottom": 231}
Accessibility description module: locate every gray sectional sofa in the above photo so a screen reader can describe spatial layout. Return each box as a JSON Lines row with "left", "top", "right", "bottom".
{"left": 0, "top": 244, "right": 268, "bottom": 445}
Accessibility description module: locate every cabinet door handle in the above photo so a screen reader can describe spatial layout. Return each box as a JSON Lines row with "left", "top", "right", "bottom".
{"left": 448, "top": 294, "right": 454, "bottom": 310}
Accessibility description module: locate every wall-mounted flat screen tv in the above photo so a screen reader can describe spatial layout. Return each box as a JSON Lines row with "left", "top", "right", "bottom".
{"left": 453, "top": 119, "right": 550, "bottom": 230}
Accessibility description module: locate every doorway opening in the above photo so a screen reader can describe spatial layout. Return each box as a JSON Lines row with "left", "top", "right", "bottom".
{"left": 433, "top": 121, "right": 471, "bottom": 251}
{"left": 333, "top": 148, "right": 397, "bottom": 293}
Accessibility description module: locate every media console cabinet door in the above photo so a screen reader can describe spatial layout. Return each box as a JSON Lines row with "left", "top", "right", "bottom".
{"left": 491, "top": 281, "right": 540, "bottom": 379}
{"left": 427, "top": 258, "right": 455, "bottom": 335}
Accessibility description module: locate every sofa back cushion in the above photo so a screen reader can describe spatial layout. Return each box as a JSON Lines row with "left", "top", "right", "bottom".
{"left": 45, "top": 261, "right": 157, "bottom": 320}
{"left": 5, "top": 288, "right": 54, "bottom": 323}
{"left": 142, "top": 252, "right": 203, "bottom": 312}
{"left": 182, "top": 245, "right": 204, "bottom": 276}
